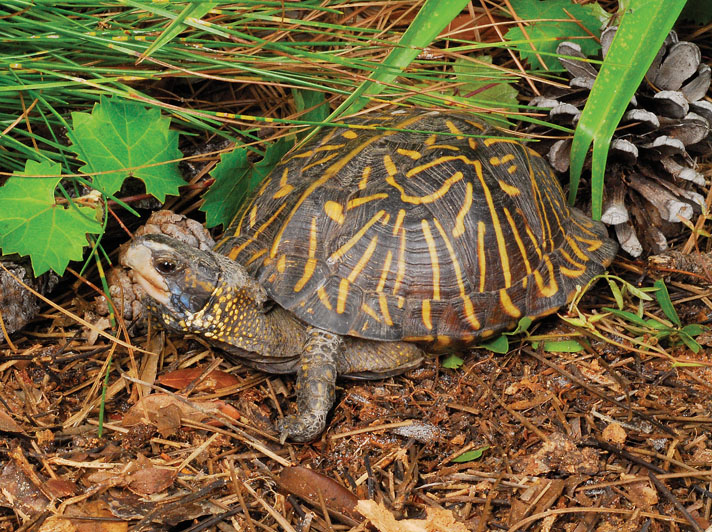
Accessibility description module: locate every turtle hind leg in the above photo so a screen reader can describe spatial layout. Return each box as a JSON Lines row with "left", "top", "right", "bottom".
{"left": 338, "top": 338, "right": 425, "bottom": 379}
{"left": 277, "top": 327, "right": 341, "bottom": 443}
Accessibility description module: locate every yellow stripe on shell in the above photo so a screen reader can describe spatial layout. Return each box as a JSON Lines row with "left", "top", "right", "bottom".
{"left": 228, "top": 202, "right": 287, "bottom": 260}
{"left": 272, "top": 167, "right": 293, "bottom": 199}
{"left": 347, "top": 193, "right": 388, "bottom": 210}
{"left": 269, "top": 114, "right": 425, "bottom": 259}
{"left": 477, "top": 221, "right": 486, "bottom": 292}
{"left": 293, "top": 217, "right": 319, "bottom": 292}
{"left": 358, "top": 166, "right": 371, "bottom": 190}
{"left": 397, "top": 148, "right": 422, "bottom": 160}
{"left": 534, "top": 256, "right": 559, "bottom": 297}
{"left": 462, "top": 295, "right": 481, "bottom": 330}
{"left": 379, "top": 294, "right": 393, "bottom": 326}
{"left": 499, "top": 288, "right": 522, "bottom": 318}
{"left": 376, "top": 250, "right": 393, "bottom": 292}
{"left": 324, "top": 201, "right": 344, "bottom": 224}
{"left": 421, "top": 299, "right": 432, "bottom": 330}
{"left": 421, "top": 219, "right": 440, "bottom": 300}
{"left": 473, "top": 160, "right": 511, "bottom": 288}
{"left": 342, "top": 130, "right": 358, "bottom": 139}
{"left": 392, "top": 208, "right": 406, "bottom": 237}
{"left": 337, "top": 278, "right": 350, "bottom": 314}
{"left": 329, "top": 210, "right": 386, "bottom": 263}
{"left": 453, "top": 181, "right": 473, "bottom": 238}
{"left": 502, "top": 207, "right": 532, "bottom": 275}
{"left": 386, "top": 171, "right": 463, "bottom": 204}
{"left": 347, "top": 236, "right": 379, "bottom": 283}
{"left": 392, "top": 228, "right": 407, "bottom": 295}
{"left": 317, "top": 287, "right": 333, "bottom": 310}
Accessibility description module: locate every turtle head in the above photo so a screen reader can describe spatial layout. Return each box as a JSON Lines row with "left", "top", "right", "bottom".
{"left": 121, "top": 234, "right": 268, "bottom": 334}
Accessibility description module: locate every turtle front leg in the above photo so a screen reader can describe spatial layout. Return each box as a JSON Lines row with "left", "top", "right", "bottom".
{"left": 276, "top": 327, "right": 342, "bottom": 443}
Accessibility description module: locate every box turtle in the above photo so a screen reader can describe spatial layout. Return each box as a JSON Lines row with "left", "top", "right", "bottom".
{"left": 122, "top": 110, "right": 617, "bottom": 442}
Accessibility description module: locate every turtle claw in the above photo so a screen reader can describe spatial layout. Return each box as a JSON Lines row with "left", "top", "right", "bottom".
{"left": 276, "top": 412, "right": 327, "bottom": 443}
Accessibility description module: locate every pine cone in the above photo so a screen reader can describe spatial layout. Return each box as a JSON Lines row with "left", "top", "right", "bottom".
{"left": 532, "top": 28, "right": 711, "bottom": 257}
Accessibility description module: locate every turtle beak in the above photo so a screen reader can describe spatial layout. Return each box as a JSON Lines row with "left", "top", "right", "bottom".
{"left": 121, "top": 240, "right": 172, "bottom": 307}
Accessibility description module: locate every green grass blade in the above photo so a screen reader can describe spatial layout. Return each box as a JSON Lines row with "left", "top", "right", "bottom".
{"left": 568, "top": 0, "right": 686, "bottom": 218}
{"left": 137, "top": 2, "right": 218, "bottom": 62}
{"left": 337, "top": 0, "right": 471, "bottom": 116}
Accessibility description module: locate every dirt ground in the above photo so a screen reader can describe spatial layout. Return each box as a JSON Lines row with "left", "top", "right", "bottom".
{"left": 1, "top": 253, "right": 712, "bottom": 531}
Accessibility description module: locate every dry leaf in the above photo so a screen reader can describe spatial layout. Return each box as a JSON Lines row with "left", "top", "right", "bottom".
{"left": 356, "top": 500, "right": 469, "bottom": 532}
{"left": 126, "top": 467, "right": 176, "bottom": 496}
{"left": 602, "top": 422, "right": 627, "bottom": 445}
{"left": 279, "top": 466, "right": 360, "bottom": 524}
{"left": 158, "top": 367, "right": 239, "bottom": 391}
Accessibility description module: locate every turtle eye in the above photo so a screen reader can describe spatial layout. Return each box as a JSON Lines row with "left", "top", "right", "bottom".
{"left": 155, "top": 259, "right": 178, "bottom": 275}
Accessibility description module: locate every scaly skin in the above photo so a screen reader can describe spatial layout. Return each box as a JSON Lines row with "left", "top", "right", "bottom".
{"left": 122, "top": 233, "right": 425, "bottom": 442}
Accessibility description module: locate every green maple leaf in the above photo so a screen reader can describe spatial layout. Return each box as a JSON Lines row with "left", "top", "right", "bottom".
{"left": 201, "top": 137, "right": 293, "bottom": 229}
{"left": 453, "top": 56, "right": 519, "bottom": 108}
{"left": 69, "top": 95, "right": 184, "bottom": 201}
{"left": 504, "top": 0, "right": 602, "bottom": 71}
{"left": 0, "top": 160, "right": 103, "bottom": 275}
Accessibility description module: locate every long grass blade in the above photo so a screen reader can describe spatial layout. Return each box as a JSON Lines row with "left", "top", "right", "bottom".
{"left": 568, "top": 0, "right": 686, "bottom": 218}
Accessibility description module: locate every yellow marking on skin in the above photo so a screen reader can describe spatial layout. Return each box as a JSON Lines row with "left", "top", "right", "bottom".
{"left": 474, "top": 160, "right": 511, "bottom": 288}
{"left": 276, "top": 254, "right": 287, "bottom": 273}
{"left": 445, "top": 119, "right": 464, "bottom": 137}
{"left": 337, "top": 278, "right": 350, "bottom": 314}
{"left": 270, "top": 115, "right": 425, "bottom": 258}
{"left": 376, "top": 250, "right": 393, "bottom": 292}
{"left": 347, "top": 193, "right": 388, "bottom": 210}
{"left": 273, "top": 167, "right": 293, "bottom": 199}
{"left": 565, "top": 235, "right": 590, "bottom": 262}
{"left": 507, "top": 164, "right": 518, "bottom": 174}
{"left": 392, "top": 209, "right": 406, "bottom": 236}
{"left": 294, "top": 218, "right": 319, "bottom": 292}
{"left": 361, "top": 302, "right": 381, "bottom": 323}
{"left": 397, "top": 148, "right": 422, "bottom": 160}
{"left": 453, "top": 181, "right": 473, "bottom": 238}
{"left": 503, "top": 207, "right": 532, "bottom": 275}
{"left": 422, "top": 299, "right": 432, "bottom": 330}
{"left": 462, "top": 295, "right": 481, "bottom": 330}
{"left": 393, "top": 229, "right": 407, "bottom": 295}
{"left": 405, "top": 154, "right": 477, "bottom": 178}
{"left": 477, "top": 221, "right": 487, "bottom": 292}
{"left": 342, "top": 130, "right": 358, "bottom": 139}
{"left": 324, "top": 201, "right": 345, "bottom": 224}
{"left": 499, "top": 289, "right": 522, "bottom": 318}
{"left": 425, "top": 134, "right": 438, "bottom": 146}
{"left": 228, "top": 202, "right": 287, "bottom": 260}
{"left": 359, "top": 166, "right": 371, "bottom": 190}
{"left": 421, "top": 219, "right": 440, "bottom": 300}
{"left": 329, "top": 210, "right": 386, "bottom": 263}
{"left": 303, "top": 151, "right": 339, "bottom": 171}
{"left": 498, "top": 180, "right": 520, "bottom": 196}
{"left": 387, "top": 171, "right": 463, "bottom": 204}
{"left": 249, "top": 204, "right": 258, "bottom": 227}
{"left": 534, "top": 256, "right": 559, "bottom": 297}
{"left": 246, "top": 248, "right": 267, "bottom": 266}
{"left": 317, "top": 287, "right": 333, "bottom": 310}
{"left": 383, "top": 154, "right": 397, "bottom": 176}
{"left": 347, "top": 236, "right": 378, "bottom": 283}
{"left": 379, "top": 294, "right": 393, "bottom": 326}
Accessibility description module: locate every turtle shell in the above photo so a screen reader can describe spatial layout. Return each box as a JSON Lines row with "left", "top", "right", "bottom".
{"left": 215, "top": 111, "right": 617, "bottom": 348}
